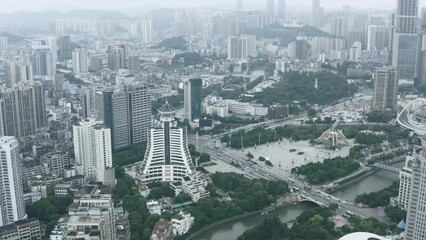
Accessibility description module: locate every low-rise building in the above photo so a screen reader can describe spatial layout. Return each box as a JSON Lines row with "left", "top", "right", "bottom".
{"left": 0, "top": 218, "right": 41, "bottom": 240}
{"left": 150, "top": 219, "right": 173, "bottom": 240}
{"left": 170, "top": 172, "right": 210, "bottom": 202}
{"left": 146, "top": 200, "right": 162, "bottom": 215}
{"left": 171, "top": 211, "right": 194, "bottom": 236}
{"left": 23, "top": 192, "right": 42, "bottom": 204}
{"left": 54, "top": 184, "right": 71, "bottom": 197}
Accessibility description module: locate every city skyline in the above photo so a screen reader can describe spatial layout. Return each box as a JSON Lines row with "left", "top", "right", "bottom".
{"left": 3, "top": 0, "right": 426, "bottom": 13}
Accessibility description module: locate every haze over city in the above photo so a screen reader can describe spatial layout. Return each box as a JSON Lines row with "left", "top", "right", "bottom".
{"left": 1, "top": 0, "right": 425, "bottom": 13}
{"left": 1, "top": 0, "right": 426, "bottom": 240}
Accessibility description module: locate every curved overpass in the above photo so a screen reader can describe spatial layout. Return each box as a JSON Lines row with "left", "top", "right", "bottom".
{"left": 396, "top": 98, "right": 426, "bottom": 135}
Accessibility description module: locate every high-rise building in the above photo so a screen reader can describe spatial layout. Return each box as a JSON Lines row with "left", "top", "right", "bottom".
{"left": 184, "top": 75, "right": 202, "bottom": 122}
{"left": 0, "top": 134, "right": 26, "bottom": 226}
{"left": 399, "top": 155, "right": 414, "bottom": 210}
{"left": 31, "top": 49, "right": 55, "bottom": 76}
{"left": 107, "top": 44, "right": 127, "bottom": 70}
{"left": 0, "top": 37, "right": 8, "bottom": 53}
{"left": 128, "top": 55, "right": 141, "bottom": 71}
{"left": 0, "top": 81, "right": 46, "bottom": 138}
{"left": 72, "top": 48, "right": 89, "bottom": 74}
{"left": 405, "top": 136, "right": 426, "bottom": 239}
{"left": 277, "top": 0, "right": 286, "bottom": 18}
{"left": 142, "top": 20, "right": 153, "bottom": 44}
{"left": 349, "top": 41, "right": 362, "bottom": 62}
{"left": 367, "top": 25, "right": 391, "bottom": 52}
{"left": 139, "top": 102, "right": 195, "bottom": 183}
{"left": 312, "top": 0, "right": 323, "bottom": 28}
{"left": 227, "top": 35, "right": 256, "bottom": 60}
{"left": 80, "top": 86, "right": 97, "bottom": 118}
{"left": 58, "top": 35, "right": 72, "bottom": 61}
{"left": 46, "top": 36, "right": 58, "bottom": 67}
{"left": 89, "top": 55, "right": 103, "bottom": 72}
{"left": 288, "top": 39, "right": 309, "bottom": 60}
{"left": 372, "top": 67, "right": 399, "bottom": 111}
{"left": 4, "top": 61, "right": 33, "bottom": 88}
{"left": 417, "top": 8, "right": 426, "bottom": 87}
{"left": 237, "top": 0, "right": 243, "bottom": 9}
{"left": 392, "top": 0, "right": 419, "bottom": 85}
{"left": 267, "top": 0, "right": 275, "bottom": 16}
{"left": 73, "top": 119, "right": 113, "bottom": 184}
{"left": 331, "top": 17, "right": 348, "bottom": 38}
{"left": 96, "top": 84, "right": 151, "bottom": 151}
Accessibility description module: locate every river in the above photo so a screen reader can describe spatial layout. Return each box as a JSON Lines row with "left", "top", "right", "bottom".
{"left": 193, "top": 202, "right": 317, "bottom": 240}
{"left": 193, "top": 162, "right": 403, "bottom": 240}
{"left": 333, "top": 162, "right": 404, "bottom": 201}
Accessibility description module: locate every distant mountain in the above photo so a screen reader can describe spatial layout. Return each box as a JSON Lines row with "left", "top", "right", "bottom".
{"left": 0, "top": 10, "right": 129, "bottom": 31}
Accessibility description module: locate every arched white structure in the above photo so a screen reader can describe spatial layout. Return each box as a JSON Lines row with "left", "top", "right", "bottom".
{"left": 396, "top": 98, "right": 426, "bottom": 134}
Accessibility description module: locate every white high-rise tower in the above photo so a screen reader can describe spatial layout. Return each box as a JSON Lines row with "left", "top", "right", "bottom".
{"left": 139, "top": 102, "right": 194, "bottom": 183}
{"left": 0, "top": 102, "right": 26, "bottom": 226}
{"left": 73, "top": 119, "right": 113, "bottom": 185}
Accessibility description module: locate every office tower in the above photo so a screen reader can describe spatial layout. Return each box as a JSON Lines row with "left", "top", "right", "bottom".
{"left": 58, "top": 35, "right": 72, "bottom": 61}
{"left": 399, "top": 155, "right": 414, "bottom": 210}
{"left": 89, "top": 55, "right": 103, "bottom": 72}
{"left": 66, "top": 195, "right": 116, "bottom": 240}
{"left": 367, "top": 25, "right": 378, "bottom": 51}
{"left": 289, "top": 39, "right": 309, "bottom": 60}
{"left": 0, "top": 37, "right": 7, "bottom": 53}
{"left": 96, "top": 84, "right": 151, "bottom": 151}
{"left": 4, "top": 61, "right": 33, "bottom": 88}
{"left": 312, "top": 0, "right": 322, "bottom": 28}
{"left": 128, "top": 55, "right": 140, "bottom": 71}
{"left": 0, "top": 135, "right": 26, "bottom": 226}
{"left": 405, "top": 136, "right": 426, "bottom": 239}
{"left": 237, "top": 0, "right": 243, "bottom": 9}
{"left": 73, "top": 119, "right": 113, "bottom": 184}
{"left": 0, "top": 81, "right": 46, "bottom": 138}
{"left": 368, "top": 25, "right": 391, "bottom": 52}
{"left": 184, "top": 75, "right": 202, "bottom": 122}
{"left": 107, "top": 44, "right": 127, "bottom": 70}
{"left": 203, "top": 23, "right": 214, "bottom": 40}
{"left": 140, "top": 102, "right": 195, "bottom": 183}
{"left": 372, "top": 67, "right": 399, "bottom": 111}
{"left": 0, "top": 219, "right": 41, "bottom": 239}
{"left": 267, "top": 0, "right": 275, "bottom": 16}
{"left": 392, "top": 0, "right": 419, "bottom": 85}
{"left": 277, "top": 0, "right": 286, "bottom": 18}
{"left": 31, "top": 49, "right": 55, "bottom": 76}
{"left": 72, "top": 48, "right": 89, "bottom": 74}
{"left": 227, "top": 36, "right": 240, "bottom": 60}
{"left": 142, "top": 20, "right": 153, "bottom": 44}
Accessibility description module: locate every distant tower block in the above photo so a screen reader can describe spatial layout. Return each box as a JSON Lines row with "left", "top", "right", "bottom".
{"left": 316, "top": 120, "right": 351, "bottom": 147}
{"left": 314, "top": 78, "right": 319, "bottom": 90}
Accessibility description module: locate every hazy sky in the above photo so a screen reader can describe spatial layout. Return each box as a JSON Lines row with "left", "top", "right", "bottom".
{"left": 2, "top": 0, "right": 426, "bottom": 13}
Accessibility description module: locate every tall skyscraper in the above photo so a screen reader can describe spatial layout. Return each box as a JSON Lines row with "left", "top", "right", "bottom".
{"left": 58, "top": 35, "right": 72, "bottom": 61}
{"left": 142, "top": 20, "right": 154, "bottom": 44}
{"left": 405, "top": 136, "right": 426, "bottom": 239}
{"left": 96, "top": 84, "right": 151, "bottom": 151}
{"left": 227, "top": 35, "right": 256, "bottom": 60}
{"left": 267, "top": 0, "right": 275, "bottom": 16}
{"left": 277, "top": 0, "right": 286, "bottom": 18}
{"left": 0, "top": 81, "right": 46, "bottom": 138}
{"left": 237, "top": 0, "right": 243, "bottom": 9}
{"left": 46, "top": 36, "right": 58, "bottom": 67}
{"left": 312, "top": 0, "right": 322, "bottom": 28}
{"left": 417, "top": 8, "right": 426, "bottom": 87}
{"left": 73, "top": 119, "right": 113, "bottom": 184}
{"left": 0, "top": 135, "right": 26, "bottom": 226}
{"left": 0, "top": 37, "right": 8, "bottom": 53}
{"left": 107, "top": 44, "right": 127, "bottom": 70}
{"left": 392, "top": 0, "right": 419, "bottom": 85}
{"left": 72, "top": 48, "right": 89, "bottom": 74}
{"left": 184, "top": 75, "right": 202, "bottom": 122}
{"left": 31, "top": 49, "right": 55, "bottom": 76}
{"left": 372, "top": 67, "right": 399, "bottom": 111}
{"left": 139, "top": 102, "right": 194, "bottom": 183}
{"left": 398, "top": 155, "right": 414, "bottom": 210}
{"left": 4, "top": 61, "right": 33, "bottom": 88}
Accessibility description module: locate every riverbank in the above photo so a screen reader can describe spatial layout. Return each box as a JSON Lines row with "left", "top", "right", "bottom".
{"left": 185, "top": 195, "right": 299, "bottom": 240}
{"left": 329, "top": 157, "right": 405, "bottom": 194}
